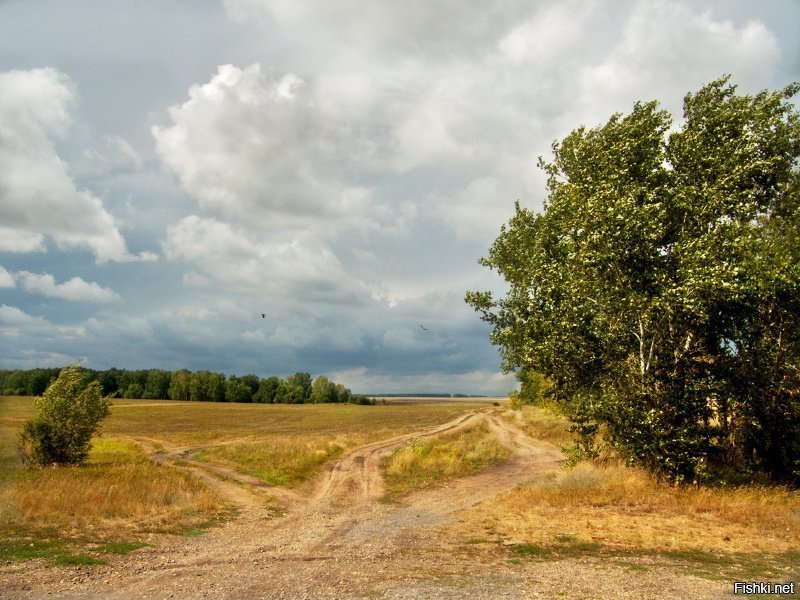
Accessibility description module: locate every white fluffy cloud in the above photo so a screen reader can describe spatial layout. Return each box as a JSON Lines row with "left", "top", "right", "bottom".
{"left": 162, "top": 214, "right": 366, "bottom": 303}
{"left": 0, "top": 68, "right": 156, "bottom": 263}
{"left": 219, "top": 0, "right": 783, "bottom": 244}
{"left": 0, "top": 226, "right": 45, "bottom": 253}
{"left": 568, "top": 1, "right": 781, "bottom": 130}
{"left": 153, "top": 64, "right": 370, "bottom": 232}
{"left": 15, "top": 271, "right": 120, "bottom": 302}
{"left": 224, "top": 0, "right": 530, "bottom": 59}
{"left": 0, "top": 265, "right": 14, "bottom": 288}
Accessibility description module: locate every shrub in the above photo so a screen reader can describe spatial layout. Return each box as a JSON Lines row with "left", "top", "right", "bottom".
{"left": 18, "top": 365, "right": 111, "bottom": 467}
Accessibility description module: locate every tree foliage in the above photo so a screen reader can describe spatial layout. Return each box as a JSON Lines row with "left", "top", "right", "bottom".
{"left": 467, "top": 77, "right": 800, "bottom": 483}
{"left": 2, "top": 366, "right": 367, "bottom": 407}
{"left": 310, "top": 375, "right": 337, "bottom": 403}
{"left": 18, "top": 365, "right": 111, "bottom": 466}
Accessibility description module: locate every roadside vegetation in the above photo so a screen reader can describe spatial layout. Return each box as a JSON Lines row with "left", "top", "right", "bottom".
{"left": 383, "top": 421, "right": 509, "bottom": 499}
{"left": 0, "top": 434, "right": 227, "bottom": 564}
{"left": 196, "top": 435, "right": 348, "bottom": 487}
{"left": 455, "top": 404, "right": 799, "bottom": 583}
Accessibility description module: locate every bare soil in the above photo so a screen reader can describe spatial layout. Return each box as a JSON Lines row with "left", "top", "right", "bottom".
{"left": 0, "top": 409, "right": 735, "bottom": 599}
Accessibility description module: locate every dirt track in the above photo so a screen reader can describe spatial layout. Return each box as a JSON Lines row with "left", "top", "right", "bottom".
{"left": 1, "top": 409, "right": 731, "bottom": 599}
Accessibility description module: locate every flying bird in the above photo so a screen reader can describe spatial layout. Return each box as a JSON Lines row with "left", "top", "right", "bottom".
{"left": 419, "top": 325, "right": 429, "bottom": 331}
{"left": 261, "top": 314, "right": 266, "bottom": 318}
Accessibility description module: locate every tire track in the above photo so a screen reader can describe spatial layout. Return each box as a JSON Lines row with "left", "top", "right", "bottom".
{"left": 309, "top": 410, "right": 485, "bottom": 504}
{"left": 2, "top": 409, "right": 568, "bottom": 599}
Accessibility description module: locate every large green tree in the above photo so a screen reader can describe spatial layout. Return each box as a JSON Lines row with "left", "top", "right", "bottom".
{"left": 467, "top": 77, "right": 800, "bottom": 483}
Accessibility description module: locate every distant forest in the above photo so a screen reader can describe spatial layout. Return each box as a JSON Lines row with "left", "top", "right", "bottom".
{"left": 0, "top": 367, "right": 371, "bottom": 405}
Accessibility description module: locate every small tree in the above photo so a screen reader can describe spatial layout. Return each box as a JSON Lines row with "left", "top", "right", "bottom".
{"left": 18, "top": 365, "right": 111, "bottom": 466}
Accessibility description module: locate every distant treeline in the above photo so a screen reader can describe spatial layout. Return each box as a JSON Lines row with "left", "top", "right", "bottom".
{"left": 370, "top": 393, "right": 489, "bottom": 398}
{"left": 0, "top": 368, "right": 372, "bottom": 405}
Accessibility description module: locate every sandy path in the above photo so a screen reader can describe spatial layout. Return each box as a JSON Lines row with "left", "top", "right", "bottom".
{"left": 0, "top": 410, "right": 730, "bottom": 599}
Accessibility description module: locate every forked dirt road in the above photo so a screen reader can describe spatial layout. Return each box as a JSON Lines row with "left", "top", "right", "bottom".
{"left": 2, "top": 410, "right": 729, "bottom": 599}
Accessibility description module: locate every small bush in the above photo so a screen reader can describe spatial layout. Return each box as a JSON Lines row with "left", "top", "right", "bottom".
{"left": 17, "top": 365, "right": 110, "bottom": 467}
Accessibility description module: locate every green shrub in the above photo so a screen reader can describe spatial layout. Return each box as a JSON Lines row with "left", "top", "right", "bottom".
{"left": 17, "top": 365, "right": 110, "bottom": 467}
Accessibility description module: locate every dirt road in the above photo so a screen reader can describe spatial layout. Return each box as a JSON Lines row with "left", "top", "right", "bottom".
{"left": 1, "top": 410, "right": 730, "bottom": 599}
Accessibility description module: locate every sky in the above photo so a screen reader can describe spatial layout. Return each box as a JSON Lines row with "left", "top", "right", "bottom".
{"left": 1, "top": 1, "right": 798, "bottom": 394}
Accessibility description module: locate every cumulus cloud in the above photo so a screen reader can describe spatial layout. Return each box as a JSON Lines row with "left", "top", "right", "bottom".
{"left": 162, "top": 214, "right": 366, "bottom": 303}
{"left": 224, "top": 0, "right": 530, "bottom": 58}
{"left": 0, "top": 305, "right": 52, "bottom": 342}
{"left": 153, "top": 64, "right": 370, "bottom": 232}
{"left": 0, "top": 226, "right": 45, "bottom": 253}
{"left": 159, "top": 2, "right": 783, "bottom": 250}
{"left": 568, "top": 1, "right": 781, "bottom": 129}
{"left": 15, "top": 271, "right": 120, "bottom": 302}
{"left": 0, "top": 265, "right": 15, "bottom": 288}
{"left": 0, "top": 68, "right": 156, "bottom": 263}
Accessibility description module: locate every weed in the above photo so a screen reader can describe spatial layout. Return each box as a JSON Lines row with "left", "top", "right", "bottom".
{"left": 0, "top": 538, "right": 64, "bottom": 562}
{"left": 94, "top": 541, "right": 148, "bottom": 554}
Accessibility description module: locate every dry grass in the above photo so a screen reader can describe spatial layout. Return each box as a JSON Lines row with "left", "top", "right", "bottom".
{"left": 445, "top": 406, "right": 799, "bottom": 583}
{"left": 0, "top": 395, "right": 481, "bottom": 555}
{"left": 483, "top": 406, "right": 799, "bottom": 555}
{"left": 1, "top": 437, "right": 227, "bottom": 541}
{"left": 383, "top": 421, "right": 510, "bottom": 498}
{"left": 2, "top": 395, "right": 483, "bottom": 484}
{"left": 466, "top": 461, "right": 799, "bottom": 554}
{"left": 197, "top": 434, "right": 353, "bottom": 486}
{"left": 499, "top": 405, "right": 575, "bottom": 447}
